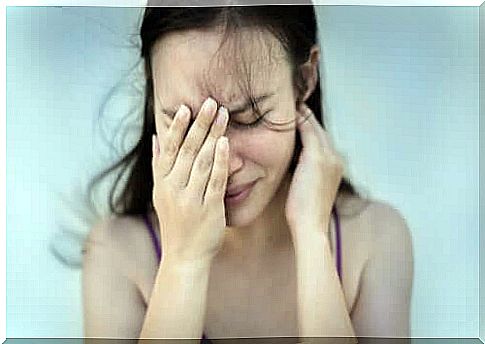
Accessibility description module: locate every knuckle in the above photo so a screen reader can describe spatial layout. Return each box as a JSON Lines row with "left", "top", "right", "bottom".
{"left": 208, "top": 123, "right": 222, "bottom": 137}
{"left": 181, "top": 140, "right": 198, "bottom": 158}
{"left": 165, "top": 176, "right": 182, "bottom": 190}
{"left": 174, "top": 115, "right": 186, "bottom": 129}
{"left": 178, "top": 197, "right": 190, "bottom": 209}
{"left": 192, "top": 119, "right": 207, "bottom": 134}
{"left": 164, "top": 139, "right": 178, "bottom": 156}
{"left": 197, "top": 155, "right": 213, "bottom": 171}
{"left": 179, "top": 192, "right": 198, "bottom": 208}
{"left": 210, "top": 175, "right": 225, "bottom": 193}
{"left": 198, "top": 112, "right": 214, "bottom": 128}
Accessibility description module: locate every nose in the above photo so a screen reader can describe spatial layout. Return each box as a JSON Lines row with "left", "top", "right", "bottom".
{"left": 226, "top": 137, "right": 244, "bottom": 178}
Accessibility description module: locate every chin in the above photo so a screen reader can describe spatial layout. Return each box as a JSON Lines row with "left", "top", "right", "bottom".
{"left": 224, "top": 176, "right": 283, "bottom": 228}
{"left": 225, "top": 207, "right": 257, "bottom": 228}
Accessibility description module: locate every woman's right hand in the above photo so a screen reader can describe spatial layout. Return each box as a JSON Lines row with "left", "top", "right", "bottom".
{"left": 151, "top": 97, "right": 229, "bottom": 265}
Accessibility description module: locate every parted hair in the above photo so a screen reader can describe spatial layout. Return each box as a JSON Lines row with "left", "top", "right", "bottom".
{"left": 89, "top": 4, "right": 359, "bottom": 218}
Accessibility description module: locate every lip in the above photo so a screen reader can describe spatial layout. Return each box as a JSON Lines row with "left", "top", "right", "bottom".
{"left": 225, "top": 180, "right": 258, "bottom": 197}
{"left": 224, "top": 180, "right": 258, "bottom": 206}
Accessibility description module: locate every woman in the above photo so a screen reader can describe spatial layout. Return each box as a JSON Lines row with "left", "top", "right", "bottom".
{"left": 82, "top": 4, "right": 414, "bottom": 342}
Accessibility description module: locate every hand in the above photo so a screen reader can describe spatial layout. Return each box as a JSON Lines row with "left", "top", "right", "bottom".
{"left": 285, "top": 103, "right": 344, "bottom": 237}
{"left": 152, "top": 97, "right": 229, "bottom": 264}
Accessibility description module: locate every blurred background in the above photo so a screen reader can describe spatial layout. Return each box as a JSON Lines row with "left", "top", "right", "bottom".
{"left": 6, "top": 4, "right": 480, "bottom": 338}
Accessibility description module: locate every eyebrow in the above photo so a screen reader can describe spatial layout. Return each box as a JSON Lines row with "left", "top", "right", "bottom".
{"left": 161, "top": 93, "right": 275, "bottom": 118}
{"left": 226, "top": 93, "right": 275, "bottom": 116}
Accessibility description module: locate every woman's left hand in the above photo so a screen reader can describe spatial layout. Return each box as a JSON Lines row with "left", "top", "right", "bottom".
{"left": 285, "top": 103, "right": 344, "bottom": 238}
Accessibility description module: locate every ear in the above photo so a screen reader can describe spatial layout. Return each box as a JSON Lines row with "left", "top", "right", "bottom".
{"left": 298, "top": 44, "right": 320, "bottom": 103}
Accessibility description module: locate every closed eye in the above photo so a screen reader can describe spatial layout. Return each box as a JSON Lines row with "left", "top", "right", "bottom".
{"left": 228, "top": 111, "right": 271, "bottom": 130}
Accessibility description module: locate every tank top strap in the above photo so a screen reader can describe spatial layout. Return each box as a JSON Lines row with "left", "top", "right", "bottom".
{"left": 142, "top": 213, "right": 161, "bottom": 262}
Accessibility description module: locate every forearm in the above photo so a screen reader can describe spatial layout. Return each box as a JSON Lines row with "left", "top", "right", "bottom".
{"left": 138, "top": 258, "right": 212, "bottom": 341}
{"left": 293, "top": 225, "right": 357, "bottom": 343}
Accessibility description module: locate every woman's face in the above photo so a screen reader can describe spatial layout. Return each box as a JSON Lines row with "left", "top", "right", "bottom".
{"left": 151, "top": 27, "right": 299, "bottom": 227}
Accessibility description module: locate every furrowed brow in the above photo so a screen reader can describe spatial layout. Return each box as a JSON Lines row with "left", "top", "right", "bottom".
{"left": 227, "top": 93, "right": 275, "bottom": 116}
{"left": 160, "top": 92, "right": 275, "bottom": 118}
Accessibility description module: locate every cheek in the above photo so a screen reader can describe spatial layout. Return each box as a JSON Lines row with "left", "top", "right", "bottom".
{"left": 243, "top": 131, "right": 295, "bottom": 167}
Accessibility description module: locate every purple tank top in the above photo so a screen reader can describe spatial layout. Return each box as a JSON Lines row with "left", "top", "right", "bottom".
{"left": 142, "top": 206, "right": 342, "bottom": 342}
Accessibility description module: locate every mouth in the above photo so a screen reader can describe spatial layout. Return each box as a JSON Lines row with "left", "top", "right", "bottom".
{"left": 224, "top": 180, "right": 258, "bottom": 206}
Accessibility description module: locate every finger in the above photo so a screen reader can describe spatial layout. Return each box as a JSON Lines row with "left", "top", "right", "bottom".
{"left": 151, "top": 134, "right": 158, "bottom": 179}
{"left": 158, "top": 105, "right": 191, "bottom": 177}
{"left": 153, "top": 91, "right": 171, "bottom": 137}
{"left": 298, "top": 104, "right": 336, "bottom": 153}
{"left": 170, "top": 97, "right": 218, "bottom": 188}
{"left": 153, "top": 134, "right": 160, "bottom": 159}
{"left": 151, "top": 134, "right": 163, "bottom": 189}
{"left": 187, "top": 106, "right": 228, "bottom": 202}
{"left": 304, "top": 106, "right": 335, "bottom": 150}
{"left": 297, "top": 105, "right": 321, "bottom": 151}
{"left": 154, "top": 111, "right": 172, "bottom": 138}
{"left": 319, "top": 127, "right": 337, "bottom": 153}
{"left": 204, "top": 136, "right": 229, "bottom": 205}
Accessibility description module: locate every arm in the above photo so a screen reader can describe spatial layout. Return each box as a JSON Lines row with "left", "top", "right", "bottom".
{"left": 292, "top": 203, "right": 414, "bottom": 344}
{"left": 138, "top": 257, "right": 212, "bottom": 340}
{"left": 293, "top": 222, "right": 357, "bottom": 344}
{"left": 82, "top": 219, "right": 147, "bottom": 340}
{"left": 82, "top": 218, "right": 212, "bottom": 342}
{"left": 350, "top": 204, "right": 414, "bottom": 340}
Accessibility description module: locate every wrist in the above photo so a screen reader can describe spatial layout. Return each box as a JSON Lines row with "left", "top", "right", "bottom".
{"left": 290, "top": 219, "right": 331, "bottom": 248}
{"left": 160, "top": 256, "right": 213, "bottom": 275}
{"left": 293, "top": 232, "right": 330, "bottom": 255}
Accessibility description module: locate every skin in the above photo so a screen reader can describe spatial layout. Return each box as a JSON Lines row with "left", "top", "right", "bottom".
{"left": 82, "top": 26, "right": 414, "bottom": 341}
{"left": 150, "top": 27, "right": 298, "bottom": 254}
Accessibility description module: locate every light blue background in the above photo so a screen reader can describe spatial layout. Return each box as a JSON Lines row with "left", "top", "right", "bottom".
{"left": 6, "top": 5, "right": 480, "bottom": 338}
{"left": 479, "top": 2, "right": 484, "bottom": 343}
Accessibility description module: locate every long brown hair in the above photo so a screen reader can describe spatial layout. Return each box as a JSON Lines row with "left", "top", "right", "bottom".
{"left": 91, "top": 5, "right": 359, "bottom": 218}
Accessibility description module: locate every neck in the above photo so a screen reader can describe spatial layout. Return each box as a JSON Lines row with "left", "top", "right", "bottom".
{"left": 221, "top": 173, "right": 293, "bottom": 259}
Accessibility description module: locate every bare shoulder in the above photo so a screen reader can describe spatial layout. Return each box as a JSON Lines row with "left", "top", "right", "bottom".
{"left": 335, "top": 192, "right": 372, "bottom": 219}
{"left": 334, "top": 192, "right": 413, "bottom": 272}
{"left": 82, "top": 215, "right": 152, "bottom": 338}
{"left": 84, "top": 215, "right": 145, "bottom": 252}
{"left": 83, "top": 214, "right": 157, "bottom": 281}
{"left": 342, "top": 198, "right": 414, "bottom": 336}
{"left": 364, "top": 199, "right": 412, "bottom": 244}
{"left": 336, "top": 192, "right": 411, "bottom": 240}
{"left": 326, "top": 194, "right": 412, "bottom": 315}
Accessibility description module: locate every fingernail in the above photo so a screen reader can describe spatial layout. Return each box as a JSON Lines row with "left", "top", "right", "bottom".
{"left": 216, "top": 107, "right": 228, "bottom": 126}
{"left": 220, "top": 136, "right": 229, "bottom": 149}
{"left": 178, "top": 104, "right": 190, "bottom": 120}
{"left": 204, "top": 97, "right": 217, "bottom": 112}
